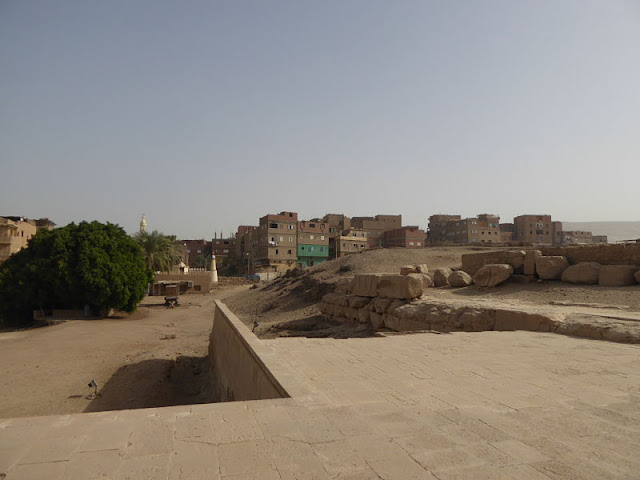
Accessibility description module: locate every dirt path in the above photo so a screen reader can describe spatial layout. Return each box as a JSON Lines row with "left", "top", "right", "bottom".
{"left": 0, "top": 286, "right": 243, "bottom": 419}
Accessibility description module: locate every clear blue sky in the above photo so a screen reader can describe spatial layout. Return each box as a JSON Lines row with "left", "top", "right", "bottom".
{"left": 1, "top": 1, "right": 639, "bottom": 238}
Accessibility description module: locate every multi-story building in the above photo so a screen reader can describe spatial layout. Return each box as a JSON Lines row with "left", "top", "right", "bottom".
{"left": 593, "top": 235, "right": 608, "bottom": 244}
{"left": 427, "top": 214, "right": 500, "bottom": 244}
{"left": 321, "top": 214, "right": 351, "bottom": 238}
{"left": 235, "top": 225, "right": 258, "bottom": 258}
{"left": 552, "top": 221, "right": 563, "bottom": 245}
{"left": 561, "top": 231, "right": 593, "bottom": 244}
{"left": 213, "top": 236, "right": 236, "bottom": 259}
{"left": 181, "top": 239, "right": 212, "bottom": 268}
{"left": 329, "top": 229, "right": 368, "bottom": 258}
{"left": 351, "top": 214, "right": 401, "bottom": 248}
{"left": 427, "top": 215, "right": 462, "bottom": 244}
{"left": 382, "top": 226, "right": 425, "bottom": 248}
{"left": 297, "top": 220, "right": 330, "bottom": 268}
{"left": 513, "top": 215, "right": 554, "bottom": 244}
{"left": 254, "top": 211, "right": 298, "bottom": 273}
{"left": 0, "top": 217, "right": 38, "bottom": 263}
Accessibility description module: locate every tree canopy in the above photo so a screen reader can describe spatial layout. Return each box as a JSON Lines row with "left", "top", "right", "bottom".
{"left": 0, "top": 221, "right": 152, "bottom": 325}
{"left": 133, "top": 230, "right": 181, "bottom": 273}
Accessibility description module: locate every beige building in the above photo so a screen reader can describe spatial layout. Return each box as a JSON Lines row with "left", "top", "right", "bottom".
{"left": 330, "top": 229, "right": 368, "bottom": 258}
{"left": 562, "top": 231, "right": 593, "bottom": 244}
{"left": 513, "top": 215, "right": 555, "bottom": 244}
{"left": 351, "top": 214, "right": 401, "bottom": 248}
{"left": 0, "top": 217, "right": 38, "bottom": 263}
{"left": 427, "top": 214, "right": 500, "bottom": 245}
{"left": 254, "top": 212, "right": 298, "bottom": 273}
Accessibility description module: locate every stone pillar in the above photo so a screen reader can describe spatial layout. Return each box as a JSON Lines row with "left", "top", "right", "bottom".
{"left": 211, "top": 255, "right": 219, "bottom": 283}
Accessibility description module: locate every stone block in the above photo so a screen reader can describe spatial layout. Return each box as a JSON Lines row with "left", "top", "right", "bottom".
{"left": 535, "top": 256, "right": 569, "bottom": 280}
{"left": 400, "top": 264, "right": 428, "bottom": 275}
{"left": 371, "top": 297, "right": 394, "bottom": 314}
{"left": 598, "top": 265, "right": 639, "bottom": 286}
{"left": 352, "top": 274, "right": 422, "bottom": 299}
{"left": 352, "top": 274, "right": 383, "bottom": 297}
{"left": 524, "top": 250, "right": 541, "bottom": 275}
{"left": 433, "top": 268, "right": 452, "bottom": 287}
{"left": 407, "top": 273, "right": 434, "bottom": 289}
{"left": 473, "top": 264, "right": 513, "bottom": 287}
{"left": 370, "top": 312, "right": 384, "bottom": 329}
{"left": 461, "top": 250, "right": 526, "bottom": 275}
{"left": 561, "top": 262, "right": 601, "bottom": 285}
{"left": 347, "top": 296, "right": 372, "bottom": 309}
{"left": 357, "top": 308, "right": 370, "bottom": 324}
{"left": 448, "top": 271, "right": 472, "bottom": 288}
{"left": 377, "top": 275, "right": 423, "bottom": 299}
{"left": 494, "top": 309, "right": 560, "bottom": 332}
{"left": 334, "top": 278, "right": 354, "bottom": 294}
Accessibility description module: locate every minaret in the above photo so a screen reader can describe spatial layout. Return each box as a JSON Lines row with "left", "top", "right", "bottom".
{"left": 139, "top": 214, "right": 147, "bottom": 234}
{"left": 211, "top": 254, "right": 218, "bottom": 283}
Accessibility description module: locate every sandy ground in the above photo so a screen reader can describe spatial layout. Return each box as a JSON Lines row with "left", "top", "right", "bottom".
{"left": 2, "top": 246, "right": 638, "bottom": 418}
{"left": 0, "top": 286, "right": 243, "bottom": 419}
{"left": 224, "top": 247, "right": 640, "bottom": 338}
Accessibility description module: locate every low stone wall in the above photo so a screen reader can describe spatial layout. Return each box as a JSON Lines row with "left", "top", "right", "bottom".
{"left": 541, "top": 243, "right": 640, "bottom": 266}
{"left": 320, "top": 293, "right": 640, "bottom": 343}
{"left": 462, "top": 244, "right": 640, "bottom": 275}
{"left": 209, "top": 300, "right": 288, "bottom": 402}
{"left": 154, "top": 273, "right": 212, "bottom": 293}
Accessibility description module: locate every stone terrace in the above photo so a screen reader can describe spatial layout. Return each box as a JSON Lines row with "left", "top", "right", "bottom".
{"left": 1, "top": 309, "right": 639, "bottom": 479}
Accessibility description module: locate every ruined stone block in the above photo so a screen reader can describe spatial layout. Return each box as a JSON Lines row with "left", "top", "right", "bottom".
{"left": 599, "top": 265, "right": 639, "bottom": 286}
{"left": 524, "top": 250, "right": 541, "bottom": 275}
{"left": 473, "top": 264, "right": 513, "bottom": 287}
{"left": 561, "top": 262, "right": 601, "bottom": 285}
{"left": 536, "top": 256, "right": 569, "bottom": 280}
{"left": 448, "top": 271, "right": 472, "bottom": 287}
{"left": 433, "top": 268, "right": 452, "bottom": 287}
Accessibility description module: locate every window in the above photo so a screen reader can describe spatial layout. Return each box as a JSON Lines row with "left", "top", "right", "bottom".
{"left": 361, "top": 244, "right": 365, "bottom": 248}
{"left": 223, "top": 249, "right": 229, "bottom": 253}
{"left": 187, "top": 249, "right": 191, "bottom": 253}
{"left": 270, "top": 237, "right": 275, "bottom": 242}
{"left": 409, "top": 241, "right": 414, "bottom": 246}
{"left": 481, "top": 232, "right": 485, "bottom": 235}
{"left": 197, "top": 249, "right": 202, "bottom": 253}
{"left": 289, "top": 237, "right": 293, "bottom": 242}
{"left": 279, "top": 236, "right": 283, "bottom": 241}
{"left": 275, "top": 249, "right": 279, "bottom": 255}
{"left": 472, "top": 230, "right": 478, "bottom": 234}
{"left": 417, "top": 242, "right": 421, "bottom": 246}
{"left": 320, "top": 236, "right": 324, "bottom": 240}
{"left": 310, "top": 235, "right": 314, "bottom": 240}
{"left": 288, "top": 225, "right": 294, "bottom": 230}
{"left": 301, "top": 246, "right": 305, "bottom": 250}
{"left": 329, "top": 227, "right": 335, "bottom": 233}
{"left": 288, "top": 250, "right": 292, "bottom": 254}
{"left": 270, "top": 222, "right": 278, "bottom": 228}
{"left": 309, "top": 246, "right": 314, "bottom": 252}
{"left": 309, "top": 223, "right": 315, "bottom": 227}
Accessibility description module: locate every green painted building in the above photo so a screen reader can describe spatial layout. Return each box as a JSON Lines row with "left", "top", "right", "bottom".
{"left": 297, "top": 244, "right": 329, "bottom": 269}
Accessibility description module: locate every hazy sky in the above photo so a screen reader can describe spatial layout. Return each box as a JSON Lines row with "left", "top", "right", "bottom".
{"left": 2, "top": 1, "right": 639, "bottom": 239}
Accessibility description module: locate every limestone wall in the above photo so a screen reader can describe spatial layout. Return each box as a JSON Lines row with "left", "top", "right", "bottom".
{"left": 209, "top": 300, "right": 288, "bottom": 402}
{"left": 320, "top": 293, "right": 640, "bottom": 343}
{"left": 540, "top": 243, "right": 640, "bottom": 266}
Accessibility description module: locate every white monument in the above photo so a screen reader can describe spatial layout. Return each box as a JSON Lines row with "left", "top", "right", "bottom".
{"left": 211, "top": 254, "right": 218, "bottom": 283}
{"left": 139, "top": 214, "right": 147, "bottom": 234}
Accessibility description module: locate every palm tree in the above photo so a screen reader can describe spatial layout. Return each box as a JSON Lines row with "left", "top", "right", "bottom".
{"left": 133, "top": 230, "right": 181, "bottom": 273}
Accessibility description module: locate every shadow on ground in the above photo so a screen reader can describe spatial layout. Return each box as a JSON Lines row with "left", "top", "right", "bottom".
{"left": 260, "top": 315, "right": 380, "bottom": 340}
{"left": 84, "top": 355, "right": 213, "bottom": 413}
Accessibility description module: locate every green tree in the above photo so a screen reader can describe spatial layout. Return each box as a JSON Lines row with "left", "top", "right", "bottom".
{"left": 133, "top": 230, "right": 181, "bottom": 273}
{"left": 0, "top": 221, "right": 152, "bottom": 326}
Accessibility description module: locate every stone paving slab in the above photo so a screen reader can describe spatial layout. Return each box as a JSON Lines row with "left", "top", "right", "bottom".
{"left": 1, "top": 328, "right": 639, "bottom": 479}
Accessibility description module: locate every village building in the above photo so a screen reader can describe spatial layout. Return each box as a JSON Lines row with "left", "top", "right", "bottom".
{"left": 0, "top": 217, "right": 41, "bottom": 263}
{"left": 253, "top": 211, "right": 298, "bottom": 273}
{"left": 561, "top": 230, "right": 594, "bottom": 244}
{"left": 329, "top": 228, "right": 368, "bottom": 258}
{"left": 297, "top": 220, "right": 330, "bottom": 269}
{"left": 427, "top": 214, "right": 500, "bottom": 244}
{"left": 382, "top": 226, "right": 425, "bottom": 248}
{"left": 351, "top": 214, "right": 401, "bottom": 248}
{"left": 513, "top": 214, "right": 557, "bottom": 244}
